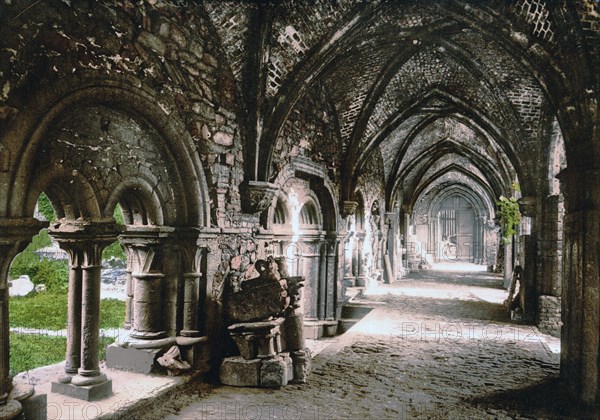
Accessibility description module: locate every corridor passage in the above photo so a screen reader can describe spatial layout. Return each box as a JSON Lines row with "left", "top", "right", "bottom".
{"left": 142, "top": 268, "right": 571, "bottom": 419}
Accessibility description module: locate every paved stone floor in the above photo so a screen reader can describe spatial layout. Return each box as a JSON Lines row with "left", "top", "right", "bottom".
{"left": 140, "top": 267, "right": 595, "bottom": 419}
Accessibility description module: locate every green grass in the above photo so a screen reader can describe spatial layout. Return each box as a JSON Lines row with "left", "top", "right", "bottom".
{"left": 10, "top": 292, "right": 126, "bottom": 330}
{"left": 9, "top": 333, "right": 66, "bottom": 375}
{"left": 9, "top": 333, "right": 116, "bottom": 375}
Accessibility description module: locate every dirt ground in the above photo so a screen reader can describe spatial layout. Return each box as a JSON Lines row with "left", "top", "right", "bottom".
{"left": 135, "top": 267, "right": 596, "bottom": 420}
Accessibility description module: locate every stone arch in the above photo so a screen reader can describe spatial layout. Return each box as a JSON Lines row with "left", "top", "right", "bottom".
{"left": 3, "top": 75, "right": 210, "bottom": 227}
{"left": 25, "top": 164, "right": 101, "bottom": 221}
{"left": 299, "top": 196, "right": 323, "bottom": 228}
{"left": 421, "top": 184, "right": 492, "bottom": 264}
{"left": 104, "top": 178, "right": 165, "bottom": 226}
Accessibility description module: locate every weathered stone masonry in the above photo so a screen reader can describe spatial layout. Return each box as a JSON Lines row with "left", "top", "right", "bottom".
{"left": 0, "top": 0, "right": 598, "bottom": 416}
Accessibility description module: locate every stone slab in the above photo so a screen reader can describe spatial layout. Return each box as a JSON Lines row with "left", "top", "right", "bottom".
{"left": 105, "top": 343, "right": 162, "bottom": 374}
{"left": 51, "top": 380, "right": 112, "bottom": 402}
{"left": 220, "top": 357, "right": 261, "bottom": 387}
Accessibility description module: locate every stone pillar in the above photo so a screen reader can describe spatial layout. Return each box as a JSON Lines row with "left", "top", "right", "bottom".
{"left": 49, "top": 219, "right": 119, "bottom": 400}
{"left": 326, "top": 238, "right": 339, "bottom": 320}
{"left": 56, "top": 243, "right": 83, "bottom": 380}
{"left": 0, "top": 219, "right": 47, "bottom": 419}
{"left": 162, "top": 243, "right": 180, "bottom": 338}
{"left": 180, "top": 238, "right": 203, "bottom": 337}
{"left": 123, "top": 253, "right": 134, "bottom": 330}
{"left": 560, "top": 167, "right": 600, "bottom": 405}
{"left": 317, "top": 241, "right": 327, "bottom": 321}
{"left": 536, "top": 195, "right": 564, "bottom": 336}
{"left": 503, "top": 238, "right": 513, "bottom": 289}
{"left": 384, "top": 212, "right": 397, "bottom": 283}
{"left": 119, "top": 226, "right": 174, "bottom": 342}
{"left": 356, "top": 233, "right": 366, "bottom": 287}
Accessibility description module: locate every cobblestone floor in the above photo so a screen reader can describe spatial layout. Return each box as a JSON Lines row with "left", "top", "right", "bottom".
{"left": 141, "top": 268, "right": 594, "bottom": 420}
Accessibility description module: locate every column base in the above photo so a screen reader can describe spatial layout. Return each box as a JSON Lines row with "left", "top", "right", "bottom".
{"left": 0, "top": 400, "right": 22, "bottom": 420}
{"left": 106, "top": 343, "right": 162, "bottom": 374}
{"left": 9, "top": 383, "right": 46, "bottom": 420}
{"left": 355, "top": 276, "right": 367, "bottom": 287}
{"left": 51, "top": 378, "right": 112, "bottom": 402}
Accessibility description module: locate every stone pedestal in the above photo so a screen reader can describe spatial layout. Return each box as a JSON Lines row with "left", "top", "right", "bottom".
{"left": 228, "top": 318, "right": 285, "bottom": 360}
{"left": 223, "top": 316, "right": 311, "bottom": 387}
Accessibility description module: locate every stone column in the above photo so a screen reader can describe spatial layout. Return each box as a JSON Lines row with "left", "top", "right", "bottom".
{"left": 76, "top": 245, "right": 105, "bottom": 383}
{"left": 0, "top": 218, "right": 47, "bottom": 419}
{"left": 123, "top": 250, "right": 134, "bottom": 330}
{"left": 49, "top": 219, "right": 119, "bottom": 400}
{"left": 54, "top": 242, "right": 83, "bottom": 381}
{"left": 180, "top": 238, "right": 204, "bottom": 338}
{"left": 119, "top": 226, "right": 174, "bottom": 342}
{"left": 317, "top": 241, "right": 327, "bottom": 321}
{"left": 356, "top": 233, "right": 366, "bottom": 287}
{"left": 560, "top": 167, "right": 600, "bottom": 405}
{"left": 325, "top": 238, "right": 339, "bottom": 320}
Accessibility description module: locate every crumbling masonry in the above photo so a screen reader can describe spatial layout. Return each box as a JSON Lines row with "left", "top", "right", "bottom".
{"left": 0, "top": 0, "right": 599, "bottom": 417}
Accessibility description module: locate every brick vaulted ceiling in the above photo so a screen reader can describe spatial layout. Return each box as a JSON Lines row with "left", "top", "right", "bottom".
{"left": 205, "top": 0, "right": 593, "bottom": 207}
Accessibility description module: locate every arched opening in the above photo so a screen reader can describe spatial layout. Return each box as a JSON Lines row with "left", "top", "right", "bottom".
{"left": 7, "top": 193, "right": 125, "bottom": 378}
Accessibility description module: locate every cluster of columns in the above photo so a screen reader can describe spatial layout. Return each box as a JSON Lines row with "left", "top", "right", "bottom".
{"left": 118, "top": 226, "right": 210, "bottom": 369}
{"left": 49, "top": 220, "right": 121, "bottom": 396}
{"left": 342, "top": 204, "right": 399, "bottom": 287}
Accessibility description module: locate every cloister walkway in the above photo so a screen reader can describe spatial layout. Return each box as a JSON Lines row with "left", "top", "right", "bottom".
{"left": 134, "top": 269, "right": 578, "bottom": 419}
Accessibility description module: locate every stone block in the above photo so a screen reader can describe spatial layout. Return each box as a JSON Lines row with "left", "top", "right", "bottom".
{"left": 260, "top": 356, "right": 288, "bottom": 387}
{"left": 105, "top": 343, "right": 161, "bottom": 374}
{"left": 220, "top": 356, "right": 261, "bottom": 387}
{"left": 51, "top": 380, "right": 112, "bottom": 402}
{"left": 21, "top": 392, "right": 47, "bottom": 420}
{"left": 302, "top": 323, "right": 321, "bottom": 340}
{"left": 291, "top": 348, "right": 312, "bottom": 384}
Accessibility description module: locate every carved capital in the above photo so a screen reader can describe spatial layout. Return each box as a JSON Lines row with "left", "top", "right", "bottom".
{"left": 49, "top": 219, "right": 121, "bottom": 267}
{"left": 240, "top": 180, "right": 278, "bottom": 213}
{"left": 517, "top": 196, "right": 537, "bottom": 217}
{"left": 384, "top": 212, "right": 397, "bottom": 225}
{"left": 0, "top": 218, "right": 48, "bottom": 287}
{"left": 119, "top": 225, "right": 175, "bottom": 274}
{"left": 341, "top": 200, "right": 358, "bottom": 218}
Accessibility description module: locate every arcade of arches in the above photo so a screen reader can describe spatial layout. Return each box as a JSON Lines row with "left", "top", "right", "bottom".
{"left": 0, "top": 0, "right": 598, "bottom": 417}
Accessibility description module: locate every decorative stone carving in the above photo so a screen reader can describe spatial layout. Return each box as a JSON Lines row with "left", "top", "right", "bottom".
{"left": 240, "top": 180, "right": 278, "bottom": 213}
{"left": 518, "top": 196, "right": 537, "bottom": 217}
{"left": 225, "top": 257, "right": 290, "bottom": 323}
{"left": 341, "top": 200, "right": 359, "bottom": 218}
{"left": 157, "top": 346, "right": 192, "bottom": 376}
